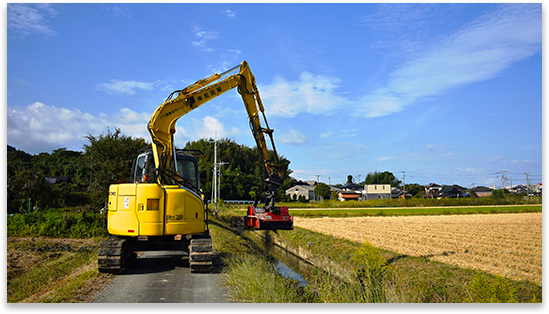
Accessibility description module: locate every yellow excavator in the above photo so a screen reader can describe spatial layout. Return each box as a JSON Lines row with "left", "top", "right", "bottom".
{"left": 98, "top": 61, "right": 293, "bottom": 274}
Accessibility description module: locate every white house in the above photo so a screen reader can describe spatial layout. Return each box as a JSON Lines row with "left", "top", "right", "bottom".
{"left": 362, "top": 184, "right": 391, "bottom": 200}
{"left": 286, "top": 185, "right": 315, "bottom": 201}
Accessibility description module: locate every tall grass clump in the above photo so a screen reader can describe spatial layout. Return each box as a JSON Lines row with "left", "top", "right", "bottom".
{"left": 352, "top": 240, "right": 386, "bottom": 302}
{"left": 466, "top": 273, "right": 518, "bottom": 303}
{"left": 307, "top": 239, "right": 391, "bottom": 303}
{"left": 223, "top": 252, "right": 318, "bottom": 303}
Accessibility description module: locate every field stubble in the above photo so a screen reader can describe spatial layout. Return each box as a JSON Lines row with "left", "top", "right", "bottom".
{"left": 294, "top": 213, "right": 542, "bottom": 285}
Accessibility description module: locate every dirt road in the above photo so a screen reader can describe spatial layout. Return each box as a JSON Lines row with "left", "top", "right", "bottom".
{"left": 92, "top": 250, "right": 230, "bottom": 303}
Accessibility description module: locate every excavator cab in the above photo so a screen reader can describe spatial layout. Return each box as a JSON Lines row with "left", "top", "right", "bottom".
{"left": 130, "top": 150, "right": 201, "bottom": 195}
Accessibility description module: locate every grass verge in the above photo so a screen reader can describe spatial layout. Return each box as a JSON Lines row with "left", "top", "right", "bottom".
{"left": 7, "top": 237, "right": 113, "bottom": 303}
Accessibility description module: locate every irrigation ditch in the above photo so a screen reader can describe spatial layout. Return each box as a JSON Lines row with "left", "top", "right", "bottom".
{"left": 248, "top": 229, "right": 350, "bottom": 285}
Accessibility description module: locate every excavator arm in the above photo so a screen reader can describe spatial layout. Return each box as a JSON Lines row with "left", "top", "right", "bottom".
{"left": 148, "top": 61, "right": 292, "bottom": 229}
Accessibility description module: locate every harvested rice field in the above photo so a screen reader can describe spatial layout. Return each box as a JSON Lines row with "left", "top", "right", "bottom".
{"left": 294, "top": 212, "right": 542, "bottom": 285}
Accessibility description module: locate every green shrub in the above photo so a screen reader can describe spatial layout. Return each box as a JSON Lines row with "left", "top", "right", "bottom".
{"left": 7, "top": 208, "right": 108, "bottom": 239}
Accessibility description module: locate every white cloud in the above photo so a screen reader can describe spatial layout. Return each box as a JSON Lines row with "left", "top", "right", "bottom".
{"left": 96, "top": 79, "right": 156, "bottom": 95}
{"left": 7, "top": 102, "right": 151, "bottom": 154}
{"left": 261, "top": 73, "right": 346, "bottom": 117}
{"left": 356, "top": 3, "right": 541, "bottom": 118}
{"left": 278, "top": 128, "right": 307, "bottom": 145}
{"left": 191, "top": 25, "right": 220, "bottom": 52}
{"left": 193, "top": 116, "right": 241, "bottom": 140}
{"left": 7, "top": 3, "right": 57, "bottom": 39}
{"left": 6, "top": 101, "right": 247, "bottom": 154}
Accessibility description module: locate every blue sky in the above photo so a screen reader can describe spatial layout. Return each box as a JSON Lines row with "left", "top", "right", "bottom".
{"left": 6, "top": 2, "right": 542, "bottom": 188}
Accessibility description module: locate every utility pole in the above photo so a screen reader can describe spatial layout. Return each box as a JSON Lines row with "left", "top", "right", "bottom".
{"left": 212, "top": 132, "right": 229, "bottom": 217}
{"left": 497, "top": 170, "right": 507, "bottom": 190}
{"left": 213, "top": 133, "right": 218, "bottom": 216}
{"left": 217, "top": 161, "right": 229, "bottom": 206}
{"left": 401, "top": 171, "right": 406, "bottom": 192}
{"left": 525, "top": 172, "right": 531, "bottom": 196}
{"left": 357, "top": 174, "right": 361, "bottom": 184}
{"left": 328, "top": 176, "right": 331, "bottom": 185}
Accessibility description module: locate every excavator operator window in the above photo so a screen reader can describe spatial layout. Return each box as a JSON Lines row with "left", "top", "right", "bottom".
{"left": 133, "top": 155, "right": 146, "bottom": 183}
{"left": 176, "top": 155, "right": 200, "bottom": 193}
{"left": 144, "top": 154, "right": 157, "bottom": 183}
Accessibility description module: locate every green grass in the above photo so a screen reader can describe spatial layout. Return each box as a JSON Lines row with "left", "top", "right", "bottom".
{"left": 7, "top": 208, "right": 108, "bottom": 238}
{"left": 36, "top": 268, "right": 100, "bottom": 303}
{"left": 7, "top": 243, "right": 100, "bottom": 303}
{"left": 277, "top": 195, "right": 541, "bottom": 209}
{"left": 222, "top": 252, "right": 318, "bottom": 303}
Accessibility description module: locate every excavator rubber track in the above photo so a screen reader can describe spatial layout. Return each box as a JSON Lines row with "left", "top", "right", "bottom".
{"left": 189, "top": 235, "right": 213, "bottom": 273}
{"left": 97, "top": 236, "right": 135, "bottom": 274}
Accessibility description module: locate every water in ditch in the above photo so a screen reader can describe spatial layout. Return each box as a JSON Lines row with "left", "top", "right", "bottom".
{"left": 249, "top": 231, "right": 316, "bottom": 287}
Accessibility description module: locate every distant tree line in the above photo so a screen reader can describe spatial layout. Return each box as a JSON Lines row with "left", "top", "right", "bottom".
{"left": 183, "top": 138, "right": 293, "bottom": 203}
{"left": 7, "top": 128, "right": 293, "bottom": 213}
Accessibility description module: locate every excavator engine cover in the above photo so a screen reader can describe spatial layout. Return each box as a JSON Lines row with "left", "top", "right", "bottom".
{"left": 245, "top": 206, "right": 293, "bottom": 230}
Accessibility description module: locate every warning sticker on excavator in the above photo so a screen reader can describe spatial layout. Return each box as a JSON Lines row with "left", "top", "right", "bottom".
{"left": 124, "top": 197, "right": 130, "bottom": 209}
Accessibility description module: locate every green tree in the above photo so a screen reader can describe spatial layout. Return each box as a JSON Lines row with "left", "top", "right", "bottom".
{"left": 364, "top": 171, "right": 401, "bottom": 187}
{"left": 491, "top": 189, "right": 506, "bottom": 199}
{"left": 405, "top": 183, "right": 423, "bottom": 197}
{"left": 347, "top": 175, "right": 353, "bottom": 184}
{"left": 7, "top": 167, "right": 53, "bottom": 213}
{"left": 184, "top": 137, "right": 292, "bottom": 201}
{"left": 314, "top": 182, "right": 331, "bottom": 200}
{"left": 83, "top": 128, "right": 148, "bottom": 207}
{"left": 7, "top": 145, "right": 92, "bottom": 212}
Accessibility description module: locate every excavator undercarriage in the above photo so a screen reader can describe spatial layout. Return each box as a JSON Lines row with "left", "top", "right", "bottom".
{"left": 98, "top": 233, "right": 213, "bottom": 274}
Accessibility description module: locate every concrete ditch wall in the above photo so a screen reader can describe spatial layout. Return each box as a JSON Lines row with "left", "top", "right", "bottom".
{"left": 251, "top": 230, "right": 356, "bottom": 282}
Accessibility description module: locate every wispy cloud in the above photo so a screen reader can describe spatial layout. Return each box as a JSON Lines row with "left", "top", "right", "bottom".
{"left": 359, "top": 3, "right": 438, "bottom": 34}
{"left": 356, "top": 3, "right": 541, "bottom": 118}
{"left": 260, "top": 4, "right": 540, "bottom": 120}
{"left": 308, "top": 142, "right": 368, "bottom": 160}
{"left": 223, "top": 9, "right": 237, "bottom": 19}
{"left": 96, "top": 79, "right": 156, "bottom": 95}
{"left": 7, "top": 3, "right": 58, "bottom": 39}
{"left": 206, "top": 49, "right": 242, "bottom": 74}
{"left": 103, "top": 5, "right": 130, "bottom": 18}
{"left": 191, "top": 25, "right": 220, "bottom": 52}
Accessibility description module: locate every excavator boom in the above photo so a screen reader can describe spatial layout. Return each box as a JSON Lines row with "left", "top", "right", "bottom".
{"left": 148, "top": 61, "right": 292, "bottom": 230}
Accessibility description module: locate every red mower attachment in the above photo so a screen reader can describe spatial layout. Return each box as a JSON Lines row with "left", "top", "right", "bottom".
{"left": 245, "top": 206, "right": 294, "bottom": 230}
